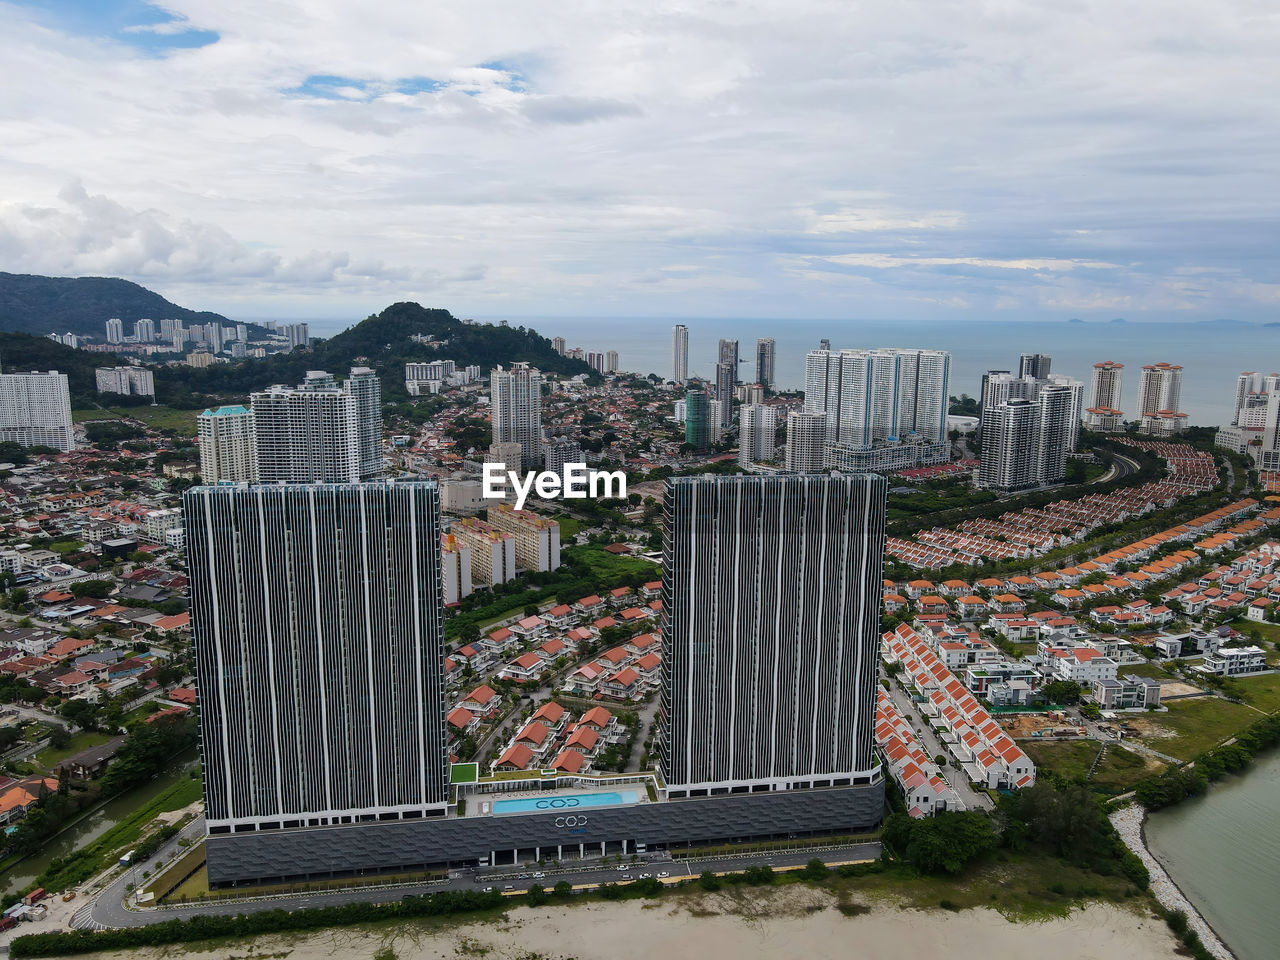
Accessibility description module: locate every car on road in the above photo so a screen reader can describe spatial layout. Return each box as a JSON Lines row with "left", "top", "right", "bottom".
{"left": 503, "top": 885, "right": 514, "bottom": 891}
{"left": 483, "top": 887, "right": 494, "bottom": 892}
{"left": 616, "top": 864, "right": 629, "bottom": 871}
{"left": 657, "top": 872, "right": 669, "bottom": 878}
{"left": 639, "top": 873, "right": 651, "bottom": 879}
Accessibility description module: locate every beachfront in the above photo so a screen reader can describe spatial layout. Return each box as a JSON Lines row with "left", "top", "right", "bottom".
{"left": 80, "top": 888, "right": 1180, "bottom": 960}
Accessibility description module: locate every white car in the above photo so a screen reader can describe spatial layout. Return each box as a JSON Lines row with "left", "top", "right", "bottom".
{"left": 532, "top": 872, "right": 546, "bottom": 879}
{"left": 639, "top": 873, "right": 651, "bottom": 879}
{"left": 657, "top": 872, "right": 670, "bottom": 878}
{"left": 616, "top": 864, "right": 629, "bottom": 871}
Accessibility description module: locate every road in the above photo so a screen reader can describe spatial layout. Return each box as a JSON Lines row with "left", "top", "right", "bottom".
{"left": 884, "top": 681, "right": 991, "bottom": 812}
{"left": 77, "top": 827, "right": 879, "bottom": 930}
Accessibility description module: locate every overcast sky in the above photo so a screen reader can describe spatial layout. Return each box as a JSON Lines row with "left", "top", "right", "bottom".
{"left": 1, "top": 0, "right": 1278, "bottom": 322}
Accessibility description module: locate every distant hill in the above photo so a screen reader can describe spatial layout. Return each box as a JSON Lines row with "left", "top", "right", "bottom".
{"left": 0, "top": 331, "right": 138, "bottom": 406}
{"left": 169, "top": 302, "right": 596, "bottom": 406}
{"left": 0, "top": 272, "right": 249, "bottom": 339}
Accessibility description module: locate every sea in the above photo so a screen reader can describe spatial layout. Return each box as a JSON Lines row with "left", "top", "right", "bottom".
{"left": 297, "top": 315, "right": 1280, "bottom": 427}
{"left": 1145, "top": 750, "right": 1280, "bottom": 960}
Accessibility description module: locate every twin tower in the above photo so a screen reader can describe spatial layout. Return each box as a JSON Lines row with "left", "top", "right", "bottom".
{"left": 184, "top": 474, "right": 888, "bottom": 884}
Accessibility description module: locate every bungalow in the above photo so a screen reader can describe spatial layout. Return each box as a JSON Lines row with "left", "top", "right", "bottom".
{"left": 1248, "top": 598, "right": 1273, "bottom": 622}
{"left": 543, "top": 604, "right": 574, "bottom": 628}
{"left": 938, "top": 579, "right": 971, "bottom": 597}
{"left": 447, "top": 706, "right": 480, "bottom": 736}
{"left": 46, "top": 636, "right": 94, "bottom": 661}
{"left": 574, "top": 595, "right": 605, "bottom": 616}
{"left": 625, "top": 633, "right": 660, "bottom": 656}
{"left": 443, "top": 656, "right": 462, "bottom": 685}
{"left": 510, "top": 615, "right": 547, "bottom": 639}
{"left": 461, "top": 684, "right": 501, "bottom": 718}
{"left": 578, "top": 706, "right": 617, "bottom": 736}
{"left": 51, "top": 670, "right": 94, "bottom": 697}
{"left": 634, "top": 651, "right": 661, "bottom": 682}
{"left": 530, "top": 701, "right": 568, "bottom": 731}
{"left": 0, "top": 777, "right": 59, "bottom": 826}
{"left": 493, "top": 742, "right": 535, "bottom": 771}
{"left": 498, "top": 651, "right": 545, "bottom": 682}
{"left": 955, "top": 596, "right": 988, "bottom": 619}
{"left": 537, "top": 638, "right": 569, "bottom": 663}
{"left": 564, "top": 725, "right": 601, "bottom": 755}
{"left": 1052, "top": 588, "right": 1086, "bottom": 609}
{"left": 641, "top": 580, "right": 663, "bottom": 598}
{"left": 608, "top": 586, "right": 633, "bottom": 606}
{"left": 169, "top": 687, "right": 197, "bottom": 705}
{"left": 592, "top": 616, "right": 618, "bottom": 631}
{"left": 53, "top": 736, "right": 125, "bottom": 779}
{"left": 917, "top": 595, "right": 949, "bottom": 615}
{"left": 550, "top": 748, "right": 589, "bottom": 774}
{"left": 602, "top": 667, "right": 643, "bottom": 700}
{"left": 513, "top": 720, "right": 554, "bottom": 759}
{"left": 452, "top": 643, "right": 491, "bottom": 674}
{"left": 618, "top": 606, "right": 652, "bottom": 622}
{"left": 990, "top": 594, "right": 1026, "bottom": 614}
{"left": 904, "top": 579, "right": 935, "bottom": 599}
{"left": 563, "top": 661, "right": 608, "bottom": 696}
{"left": 565, "top": 627, "right": 594, "bottom": 649}
{"left": 883, "top": 593, "right": 908, "bottom": 613}
{"left": 598, "top": 646, "right": 631, "bottom": 669}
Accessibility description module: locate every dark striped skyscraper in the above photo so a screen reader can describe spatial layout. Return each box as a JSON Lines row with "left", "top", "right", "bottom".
{"left": 185, "top": 482, "right": 448, "bottom": 834}
{"left": 659, "top": 474, "right": 886, "bottom": 797}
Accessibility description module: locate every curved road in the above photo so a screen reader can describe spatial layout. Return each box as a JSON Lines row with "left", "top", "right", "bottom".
{"left": 78, "top": 826, "right": 879, "bottom": 930}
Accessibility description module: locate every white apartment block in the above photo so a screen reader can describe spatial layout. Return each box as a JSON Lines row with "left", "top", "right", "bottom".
{"left": 490, "top": 363, "right": 543, "bottom": 471}
{"left": 95, "top": 366, "right": 155, "bottom": 398}
{"left": 142, "top": 507, "right": 183, "bottom": 543}
{"left": 1084, "top": 361, "right": 1125, "bottom": 430}
{"left": 105, "top": 318, "right": 124, "bottom": 344}
{"left": 671, "top": 324, "right": 689, "bottom": 383}
{"left": 197, "top": 405, "right": 257, "bottom": 483}
{"left": 1137, "top": 362, "right": 1184, "bottom": 419}
{"left": 804, "top": 348, "right": 950, "bottom": 471}
{"left": 451, "top": 517, "right": 517, "bottom": 586}
{"left": 487, "top": 503, "right": 561, "bottom": 572}
{"left": 250, "top": 369, "right": 381, "bottom": 483}
{"left": 785, "top": 410, "right": 828, "bottom": 473}
{"left": 0, "top": 371, "right": 75, "bottom": 451}
{"left": 738, "top": 403, "right": 778, "bottom": 466}
{"left": 441, "top": 533, "right": 474, "bottom": 605}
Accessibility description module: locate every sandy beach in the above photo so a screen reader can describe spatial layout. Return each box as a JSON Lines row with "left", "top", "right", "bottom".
{"left": 75, "top": 886, "right": 1179, "bottom": 960}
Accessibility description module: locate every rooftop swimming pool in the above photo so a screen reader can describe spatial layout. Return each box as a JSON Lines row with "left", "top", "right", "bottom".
{"left": 490, "top": 790, "right": 640, "bottom": 815}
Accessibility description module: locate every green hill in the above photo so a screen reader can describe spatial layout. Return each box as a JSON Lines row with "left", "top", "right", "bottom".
{"left": 0, "top": 332, "right": 139, "bottom": 406}
{"left": 167, "top": 302, "right": 595, "bottom": 406}
{"left": 0, "top": 272, "right": 249, "bottom": 339}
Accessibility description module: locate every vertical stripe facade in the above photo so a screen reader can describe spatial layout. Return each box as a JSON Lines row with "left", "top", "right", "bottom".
{"left": 659, "top": 474, "right": 886, "bottom": 793}
{"left": 185, "top": 483, "right": 448, "bottom": 830}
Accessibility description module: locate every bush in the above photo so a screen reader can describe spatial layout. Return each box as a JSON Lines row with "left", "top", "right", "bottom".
{"left": 553, "top": 881, "right": 572, "bottom": 899}
{"left": 698, "top": 870, "right": 721, "bottom": 891}
{"left": 525, "top": 884, "right": 547, "bottom": 906}
{"left": 799, "top": 858, "right": 829, "bottom": 881}
{"left": 9, "top": 889, "right": 504, "bottom": 958}
{"left": 1166, "top": 909, "right": 1189, "bottom": 936}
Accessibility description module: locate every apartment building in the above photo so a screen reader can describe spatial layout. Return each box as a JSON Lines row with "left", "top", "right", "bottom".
{"left": 451, "top": 517, "right": 517, "bottom": 586}
{"left": 487, "top": 503, "right": 561, "bottom": 572}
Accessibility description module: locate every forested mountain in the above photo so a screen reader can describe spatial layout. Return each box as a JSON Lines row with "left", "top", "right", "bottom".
{"left": 1, "top": 301, "right": 596, "bottom": 412}
{"left": 0, "top": 332, "right": 138, "bottom": 406}
{"left": 0, "top": 272, "right": 251, "bottom": 338}
{"left": 168, "top": 302, "right": 595, "bottom": 406}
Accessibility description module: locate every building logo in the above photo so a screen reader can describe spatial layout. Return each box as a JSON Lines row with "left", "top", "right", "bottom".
{"left": 554, "top": 815, "right": 588, "bottom": 828}
{"left": 482, "top": 462, "right": 626, "bottom": 510}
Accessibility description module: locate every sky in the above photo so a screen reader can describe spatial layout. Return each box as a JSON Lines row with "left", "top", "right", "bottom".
{"left": 1, "top": 0, "right": 1278, "bottom": 323}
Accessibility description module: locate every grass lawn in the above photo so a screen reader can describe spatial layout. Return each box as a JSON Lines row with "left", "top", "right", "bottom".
{"left": 563, "top": 544, "right": 659, "bottom": 582}
{"left": 72, "top": 409, "right": 122, "bottom": 423}
{"left": 34, "top": 730, "right": 115, "bottom": 771}
{"left": 1021, "top": 739, "right": 1102, "bottom": 784}
{"left": 1089, "top": 745, "right": 1164, "bottom": 795}
{"left": 551, "top": 514, "right": 584, "bottom": 539}
{"left": 108, "top": 405, "right": 200, "bottom": 434}
{"left": 1118, "top": 662, "right": 1175, "bottom": 681}
{"left": 1233, "top": 672, "right": 1280, "bottom": 713}
{"left": 1140, "top": 696, "right": 1260, "bottom": 760}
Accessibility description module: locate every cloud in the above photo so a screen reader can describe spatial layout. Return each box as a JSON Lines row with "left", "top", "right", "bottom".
{"left": 819, "top": 253, "right": 1123, "bottom": 271}
{"left": 0, "top": 0, "right": 1278, "bottom": 319}
{"left": 0, "top": 182, "right": 461, "bottom": 291}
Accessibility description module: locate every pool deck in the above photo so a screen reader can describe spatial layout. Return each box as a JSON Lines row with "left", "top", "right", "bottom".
{"left": 471, "top": 787, "right": 647, "bottom": 818}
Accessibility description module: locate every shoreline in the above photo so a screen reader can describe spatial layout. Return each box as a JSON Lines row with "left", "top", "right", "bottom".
{"left": 74, "top": 889, "right": 1182, "bottom": 960}
{"left": 1110, "top": 804, "right": 1236, "bottom": 960}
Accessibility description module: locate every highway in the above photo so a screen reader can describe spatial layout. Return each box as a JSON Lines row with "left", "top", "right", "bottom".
{"left": 76, "top": 824, "right": 879, "bottom": 930}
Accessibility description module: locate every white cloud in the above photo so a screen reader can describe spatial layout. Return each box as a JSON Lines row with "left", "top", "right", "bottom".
{"left": 820, "top": 253, "right": 1123, "bottom": 271}
{"left": 0, "top": 0, "right": 1276, "bottom": 319}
